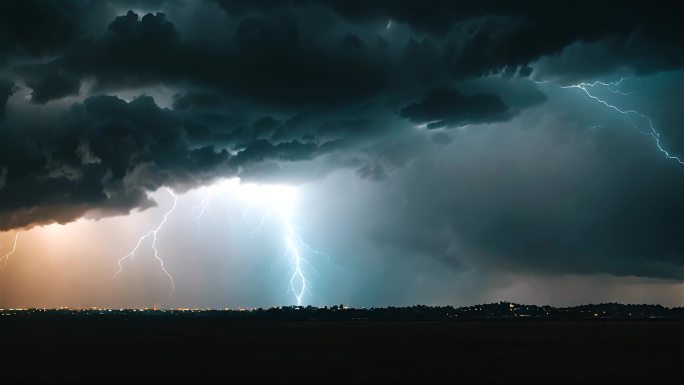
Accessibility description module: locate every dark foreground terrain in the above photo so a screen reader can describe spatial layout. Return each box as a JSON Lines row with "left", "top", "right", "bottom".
{"left": 0, "top": 316, "right": 682, "bottom": 383}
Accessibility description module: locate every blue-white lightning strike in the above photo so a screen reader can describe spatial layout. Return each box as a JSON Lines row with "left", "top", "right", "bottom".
{"left": 114, "top": 187, "right": 177, "bottom": 293}
{"left": 234, "top": 182, "right": 312, "bottom": 306}
{"left": 192, "top": 189, "right": 214, "bottom": 223}
{"left": 284, "top": 223, "right": 307, "bottom": 306}
{"left": 549, "top": 78, "right": 684, "bottom": 165}
{"left": 194, "top": 180, "right": 317, "bottom": 306}
{"left": 0, "top": 232, "right": 19, "bottom": 271}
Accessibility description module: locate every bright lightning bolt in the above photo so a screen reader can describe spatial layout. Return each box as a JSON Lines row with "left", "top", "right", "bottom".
{"left": 541, "top": 78, "right": 684, "bottom": 165}
{"left": 193, "top": 189, "right": 214, "bottom": 223}
{"left": 285, "top": 222, "right": 307, "bottom": 306}
{"left": 249, "top": 186, "right": 314, "bottom": 306}
{"left": 114, "top": 187, "right": 177, "bottom": 293}
{"left": 193, "top": 179, "right": 323, "bottom": 306}
{"left": 247, "top": 208, "right": 268, "bottom": 234}
{"left": 0, "top": 232, "right": 19, "bottom": 271}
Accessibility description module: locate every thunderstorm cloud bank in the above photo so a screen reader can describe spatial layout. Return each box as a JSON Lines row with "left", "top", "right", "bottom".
{"left": 2, "top": 0, "right": 684, "bottom": 306}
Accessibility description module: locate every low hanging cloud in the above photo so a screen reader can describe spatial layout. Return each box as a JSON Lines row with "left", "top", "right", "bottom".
{"left": 400, "top": 88, "right": 510, "bottom": 129}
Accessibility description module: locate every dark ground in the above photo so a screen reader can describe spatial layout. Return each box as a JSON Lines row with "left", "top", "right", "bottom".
{"left": 0, "top": 318, "right": 681, "bottom": 383}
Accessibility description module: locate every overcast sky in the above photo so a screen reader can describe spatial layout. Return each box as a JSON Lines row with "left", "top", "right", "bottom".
{"left": 2, "top": 0, "right": 684, "bottom": 308}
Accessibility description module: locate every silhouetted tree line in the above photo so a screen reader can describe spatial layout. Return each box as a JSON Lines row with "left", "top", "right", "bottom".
{"left": 3, "top": 302, "right": 684, "bottom": 321}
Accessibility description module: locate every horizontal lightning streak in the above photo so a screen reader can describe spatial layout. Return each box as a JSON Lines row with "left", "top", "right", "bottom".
{"left": 554, "top": 79, "right": 684, "bottom": 165}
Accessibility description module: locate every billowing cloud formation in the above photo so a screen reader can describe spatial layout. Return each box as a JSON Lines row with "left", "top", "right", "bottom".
{"left": 0, "top": 96, "right": 218, "bottom": 229}
{"left": 1, "top": 0, "right": 684, "bottom": 287}
{"left": 218, "top": 0, "right": 684, "bottom": 78}
{"left": 400, "top": 88, "right": 509, "bottom": 129}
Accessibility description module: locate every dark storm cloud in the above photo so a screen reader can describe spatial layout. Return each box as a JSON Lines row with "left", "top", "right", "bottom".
{"left": 217, "top": 0, "right": 684, "bottom": 79}
{"left": 20, "top": 66, "right": 81, "bottom": 104}
{"left": 0, "top": 0, "right": 82, "bottom": 62}
{"left": 0, "top": 88, "right": 335, "bottom": 230}
{"left": 0, "top": 78, "right": 15, "bottom": 117}
{"left": 0, "top": 95, "right": 229, "bottom": 230}
{"left": 352, "top": 112, "right": 684, "bottom": 282}
{"left": 49, "top": 9, "right": 391, "bottom": 112}
{"left": 400, "top": 88, "right": 510, "bottom": 129}
{"left": 1, "top": 0, "right": 684, "bottom": 284}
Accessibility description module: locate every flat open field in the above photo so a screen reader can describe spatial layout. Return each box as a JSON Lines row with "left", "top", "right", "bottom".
{"left": 0, "top": 318, "right": 681, "bottom": 382}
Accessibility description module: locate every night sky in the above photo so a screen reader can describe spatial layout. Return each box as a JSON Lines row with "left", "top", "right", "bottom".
{"left": 1, "top": 0, "right": 684, "bottom": 308}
